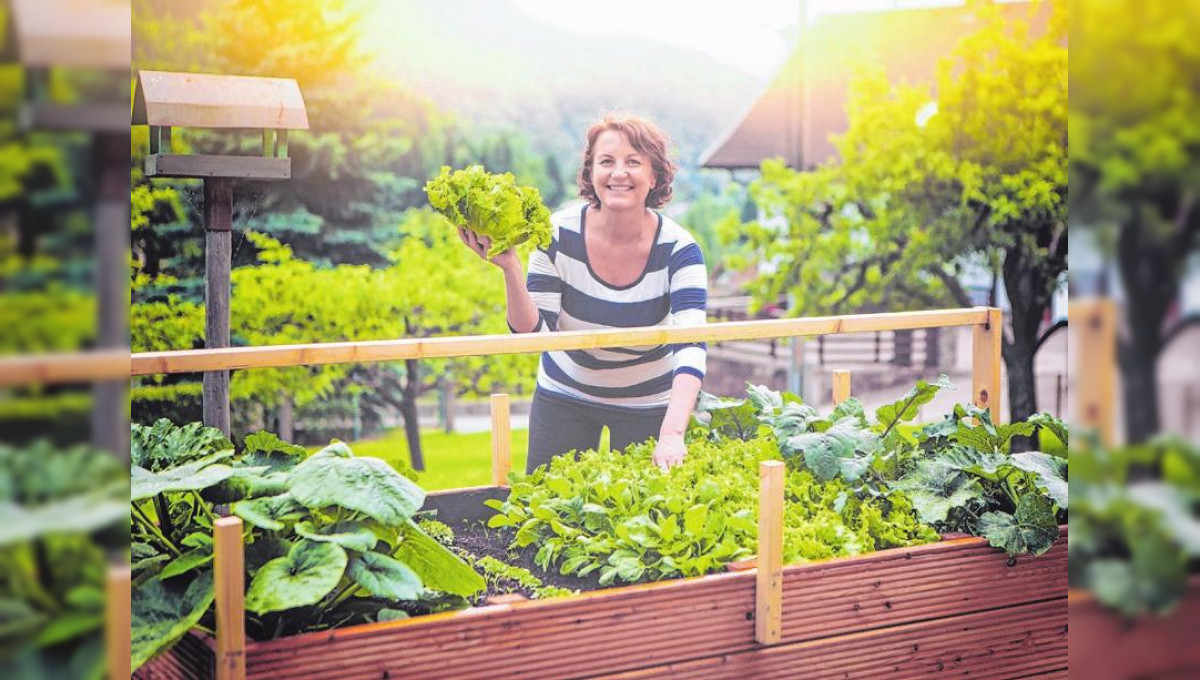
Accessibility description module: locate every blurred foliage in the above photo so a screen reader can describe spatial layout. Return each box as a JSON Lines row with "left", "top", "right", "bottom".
{"left": 730, "top": 0, "right": 1067, "bottom": 429}
{"left": 0, "top": 442, "right": 128, "bottom": 679}
{"left": 1071, "top": 437, "right": 1200, "bottom": 617}
{"left": 129, "top": 0, "right": 562, "bottom": 451}
{"left": 1069, "top": 0, "right": 1200, "bottom": 443}
{"left": 132, "top": 210, "right": 538, "bottom": 460}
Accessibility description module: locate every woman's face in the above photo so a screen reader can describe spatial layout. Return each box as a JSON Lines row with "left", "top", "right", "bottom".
{"left": 591, "top": 129, "right": 656, "bottom": 210}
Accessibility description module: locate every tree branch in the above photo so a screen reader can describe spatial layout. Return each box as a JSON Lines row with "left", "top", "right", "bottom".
{"left": 931, "top": 267, "right": 974, "bottom": 307}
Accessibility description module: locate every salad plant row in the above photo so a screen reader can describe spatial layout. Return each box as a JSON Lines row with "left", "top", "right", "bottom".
{"left": 486, "top": 377, "right": 1069, "bottom": 587}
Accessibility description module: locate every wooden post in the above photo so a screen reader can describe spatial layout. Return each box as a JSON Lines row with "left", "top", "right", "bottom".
{"left": 105, "top": 564, "right": 131, "bottom": 680}
{"left": 1072, "top": 299, "right": 1117, "bottom": 447}
{"left": 756, "top": 461, "right": 784, "bottom": 645}
{"left": 972, "top": 307, "right": 1004, "bottom": 423}
{"left": 91, "top": 132, "right": 130, "bottom": 460}
{"left": 832, "top": 369, "right": 851, "bottom": 405}
{"left": 213, "top": 516, "right": 246, "bottom": 680}
{"left": 203, "top": 178, "right": 233, "bottom": 436}
{"left": 491, "top": 393, "right": 511, "bottom": 486}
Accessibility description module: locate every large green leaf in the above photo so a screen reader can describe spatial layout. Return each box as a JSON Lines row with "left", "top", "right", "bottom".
{"left": 131, "top": 419, "right": 232, "bottom": 472}
{"left": 130, "top": 450, "right": 235, "bottom": 501}
{"left": 241, "top": 430, "right": 307, "bottom": 470}
{"left": 941, "top": 446, "right": 1011, "bottom": 483}
{"left": 693, "top": 392, "right": 760, "bottom": 441}
{"left": 232, "top": 494, "right": 303, "bottom": 531}
{"left": 346, "top": 551, "right": 423, "bottom": 600}
{"left": 296, "top": 520, "right": 378, "bottom": 552}
{"left": 977, "top": 494, "right": 1060, "bottom": 556}
{"left": 394, "top": 522, "right": 485, "bottom": 597}
{"left": 1086, "top": 530, "right": 1188, "bottom": 617}
{"left": 762, "top": 401, "right": 821, "bottom": 447}
{"left": 956, "top": 419, "right": 1037, "bottom": 454}
{"left": 1028, "top": 413, "right": 1068, "bottom": 448}
{"left": 288, "top": 443, "right": 425, "bottom": 525}
{"left": 159, "top": 547, "right": 213, "bottom": 580}
{"left": 890, "top": 459, "right": 984, "bottom": 524}
{"left": 789, "top": 417, "right": 880, "bottom": 482}
{"left": 245, "top": 540, "right": 348, "bottom": 615}
{"left": 131, "top": 571, "right": 214, "bottom": 672}
{"left": 873, "top": 375, "right": 952, "bottom": 435}
{"left": 1125, "top": 483, "right": 1200, "bottom": 555}
{"left": 1009, "top": 452, "right": 1069, "bottom": 509}
{"left": 0, "top": 494, "right": 129, "bottom": 546}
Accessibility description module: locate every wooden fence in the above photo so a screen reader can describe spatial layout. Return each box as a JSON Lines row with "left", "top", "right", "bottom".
{"left": 3, "top": 306, "right": 1015, "bottom": 679}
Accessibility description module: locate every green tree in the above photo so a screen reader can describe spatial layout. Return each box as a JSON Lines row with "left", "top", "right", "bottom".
{"left": 733, "top": 1, "right": 1066, "bottom": 436}
{"left": 1070, "top": 0, "right": 1200, "bottom": 443}
{"left": 133, "top": 210, "right": 537, "bottom": 468}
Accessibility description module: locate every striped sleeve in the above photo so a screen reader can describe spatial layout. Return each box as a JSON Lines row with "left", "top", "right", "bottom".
{"left": 517, "top": 241, "right": 562, "bottom": 334}
{"left": 668, "top": 238, "right": 708, "bottom": 380}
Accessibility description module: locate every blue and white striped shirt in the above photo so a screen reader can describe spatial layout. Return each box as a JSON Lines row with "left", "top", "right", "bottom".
{"left": 520, "top": 205, "right": 708, "bottom": 409}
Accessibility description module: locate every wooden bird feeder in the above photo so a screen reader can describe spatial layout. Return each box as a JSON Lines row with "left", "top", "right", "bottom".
{"left": 132, "top": 70, "right": 309, "bottom": 180}
{"left": 131, "top": 69, "right": 308, "bottom": 435}
{"left": 5, "top": 0, "right": 129, "bottom": 132}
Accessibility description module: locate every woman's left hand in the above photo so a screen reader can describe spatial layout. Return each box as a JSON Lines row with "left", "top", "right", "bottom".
{"left": 652, "top": 433, "right": 687, "bottom": 471}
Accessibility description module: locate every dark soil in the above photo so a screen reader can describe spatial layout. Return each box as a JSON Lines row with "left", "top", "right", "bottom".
{"left": 450, "top": 520, "right": 608, "bottom": 598}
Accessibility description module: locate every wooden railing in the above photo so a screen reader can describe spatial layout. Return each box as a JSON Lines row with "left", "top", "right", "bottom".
{"left": 0, "top": 306, "right": 1005, "bottom": 420}
{"left": 0, "top": 306, "right": 1008, "bottom": 680}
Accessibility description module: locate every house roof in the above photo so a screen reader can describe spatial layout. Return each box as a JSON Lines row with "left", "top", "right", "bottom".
{"left": 700, "top": 1, "right": 1049, "bottom": 170}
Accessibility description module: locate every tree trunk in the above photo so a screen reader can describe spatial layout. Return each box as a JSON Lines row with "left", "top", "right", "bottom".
{"left": 1115, "top": 195, "right": 1198, "bottom": 443}
{"left": 1002, "top": 242, "right": 1056, "bottom": 451}
{"left": 277, "top": 392, "right": 294, "bottom": 443}
{"left": 401, "top": 358, "right": 425, "bottom": 471}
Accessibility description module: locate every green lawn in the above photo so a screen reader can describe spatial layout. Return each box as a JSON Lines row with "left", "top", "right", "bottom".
{"left": 318, "top": 427, "right": 530, "bottom": 491}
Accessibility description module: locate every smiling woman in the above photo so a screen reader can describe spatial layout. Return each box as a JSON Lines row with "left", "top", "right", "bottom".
{"left": 455, "top": 114, "right": 709, "bottom": 475}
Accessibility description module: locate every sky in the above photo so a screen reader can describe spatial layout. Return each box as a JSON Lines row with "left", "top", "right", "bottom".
{"left": 507, "top": 0, "right": 800, "bottom": 79}
{"left": 506, "top": 0, "right": 974, "bottom": 79}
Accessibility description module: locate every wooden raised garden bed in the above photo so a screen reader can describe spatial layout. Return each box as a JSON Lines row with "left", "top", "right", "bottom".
{"left": 139, "top": 485, "right": 1067, "bottom": 680}
{"left": 1068, "top": 577, "right": 1200, "bottom": 680}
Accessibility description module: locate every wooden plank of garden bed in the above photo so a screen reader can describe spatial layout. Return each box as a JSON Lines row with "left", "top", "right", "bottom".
{"left": 131, "top": 307, "right": 991, "bottom": 376}
{"left": 242, "top": 572, "right": 758, "bottom": 680}
{"left": 592, "top": 598, "right": 1067, "bottom": 679}
{"left": 778, "top": 530, "right": 1068, "bottom": 642}
{"left": 236, "top": 531, "right": 1066, "bottom": 680}
{"left": 1069, "top": 576, "right": 1200, "bottom": 680}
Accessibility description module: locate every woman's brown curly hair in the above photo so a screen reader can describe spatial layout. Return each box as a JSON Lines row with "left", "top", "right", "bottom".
{"left": 577, "top": 114, "right": 677, "bottom": 209}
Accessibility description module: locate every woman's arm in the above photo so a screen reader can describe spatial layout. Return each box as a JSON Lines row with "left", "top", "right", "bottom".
{"left": 653, "top": 373, "right": 703, "bottom": 470}
{"left": 499, "top": 258, "right": 541, "bottom": 333}
{"left": 459, "top": 227, "right": 550, "bottom": 334}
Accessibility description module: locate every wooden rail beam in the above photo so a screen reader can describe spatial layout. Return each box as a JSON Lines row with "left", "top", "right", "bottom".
{"left": 0, "top": 349, "right": 129, "bottom": 387}
{"left": 131, "top": 308, "right": 991, "bottom": 377}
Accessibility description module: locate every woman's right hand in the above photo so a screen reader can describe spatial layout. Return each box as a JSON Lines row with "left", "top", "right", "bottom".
{"left": 458, "top": 226, "right": 521, "bottom": 272}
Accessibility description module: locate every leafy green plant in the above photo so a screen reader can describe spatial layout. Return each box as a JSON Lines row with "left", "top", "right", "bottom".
{"left": 888, "top": 405, "right": 1067, "bottom": 556}
{"left": 130, "top": 420, "right": 485, "bottom": 673}
{"left": 0, "top": 442, "right": 128, "bottom": 680}
{"left": 424, "top": 164, "right": 553, "bottom": 257}
{"left": 486, "top": 426, "right": 935, "bottom": 587}
{"left": 1070, "top": 437, "right": 1200, "bottom": 617}
{"left": 694, "top": 378, "right": 1068, "bottom": 558}
{"left": 473, "top": 557, "right": 573, "bottom": 600}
